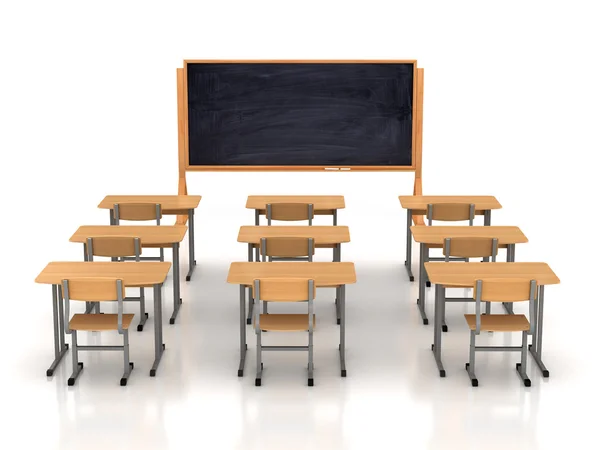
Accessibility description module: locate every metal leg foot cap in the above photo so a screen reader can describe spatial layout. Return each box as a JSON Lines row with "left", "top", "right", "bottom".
{"left": 542, "top": 370, "right": 550, "bottom": 377}
{"left": 67, "top": 378, "right": 75, "bottom": 386}
{"left": 78, "top": 362, "right": 83, "bottom": 368}
{"left": 466, "top": 363, "right": 470, "bottom": 369}
{"left": 169, "top": 318, "right": 175, "bottom": 325}
{"left": 137, "top": 324, "right": 144, "bottom": 332}
{"left": 238, "top": 370, "right": 243, "bottom": 377}
{"left": 524, "top": 379, "right": 531, "bottom": 387}
{"left": 130, "top": 362, "right": 134, "bottom": 369}
{"left": 336, "top": 318, "right": 340, "bottom": 325}
{"left": 162, "top": 343, "right": 166, "bottom": 350}
{"left": 516, "top": 363, "right": 521, "bottom": 369}
{"left": 247, "top": 318, "right": 252, "bottom": 325}
{"left": 341, "top": 370, "right": 347, "bottom": 377}
{"left": 426, "top": 281, "right": 431, "bottom": 287}
{"left": 150, "top": 369, "right": 156, "bottom": 377}
{"left": 46, "top": 369, "right": 54, "bottom": 377}
{"left": 442, "top": 325, "right": 448, "bottom": 332}
{"left": 528, "top": 344, "right": 532, "bottom": 350}
{"left": 65, "top": 343, "right": 69, "bottom": 349}
{"left": 440, "top": 370, "right": 446, "bottom": 378}
{"left": 255, "top": 378, "right": 261, "bottom": 386}
{"left": 423, "top": 318, "right": 429, "bottom": 325}
{"left": 308, "top": 378, "right": 314, "bottom": 386}
{"left": 186, "top": 275, "right": 191, "bottom": 281}
{"left": 145, "top": 313, "right": 149, "bottom": 318}
{"left": 410, "top": 276, "right": 415, "bottom": 282}
{"left": 120, "top": 378, "right": 128, "bottom": 386}
{"left": 471, "top": 379, "right": 478, "bottom": 387}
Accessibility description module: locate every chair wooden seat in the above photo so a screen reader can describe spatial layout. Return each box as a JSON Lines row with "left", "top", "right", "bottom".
{"left": 255, "top": 314, "right": 315, "bottom": 331}
{"left": 69, "top": 313, "right": 135, "bottom": 331}
{"left": 464, "top": 314, "right": 529, "bottom": 332}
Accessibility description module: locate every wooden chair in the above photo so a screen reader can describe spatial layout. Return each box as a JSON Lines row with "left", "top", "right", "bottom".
{"left": 464, "top": 278, "right": 536, "bottom": 387}
{"left": 85, "top": 236, "right": 149, "bottom": 331}
{"left": 256, "top": 237, "right": 314, "bottom": 317}
{"left": 62, "top": 278, "right": 134, "bottom": 386}
{"left": 423, "top": 203, "right": 476, "bottom": 286}
{"left": 253, "top": 278, "right": 316, "bottom": 387}
{"left": 113, "top": 203, "right": 164, "bottom": 262}
{"left": 438, "top": 237, "right": 499, "bottom": 330}
{"left": 266, "top": 203, "right": 314, "bottom": 225}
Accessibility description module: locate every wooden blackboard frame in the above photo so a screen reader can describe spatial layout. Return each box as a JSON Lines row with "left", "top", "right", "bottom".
{"left": 175, "top": 60, "right": 425, "bottom": 223}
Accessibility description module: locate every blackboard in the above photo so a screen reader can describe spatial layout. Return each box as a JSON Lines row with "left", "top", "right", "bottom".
{"left": 185, "top": 62, "right": 415, "bottom": 168}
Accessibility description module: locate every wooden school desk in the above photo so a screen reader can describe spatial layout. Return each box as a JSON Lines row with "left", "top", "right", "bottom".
{"left": 399, "top": 195, "right": 502, "bottom": 281}
{"left": 238, "top": 225, "right": 351, "bottom": 324}
{"left": 35, "top": 261, "right": 171, "bottom": 377}
{"left": 424, "top": 262, "right": 560, "bottom": 378}
{"left": 227, "top": 262, "right": 356, "bottom": 378}
{"left": 98, "top": 195, "right": 201, "bottom": 281}
{"left": 246, "top": 195, "right": 345, "bottom": 225}
{"left": 69, "top": 225, "right": 187, "bottom": 324}
{"left": 411, "top": 225, "right": 528, "bottom": 325}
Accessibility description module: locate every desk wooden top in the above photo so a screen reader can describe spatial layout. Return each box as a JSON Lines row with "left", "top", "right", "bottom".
{"left": 238, "top": 226, "right": 350, "bottom": 244}
{"left": 410, "top": 226, "right": 528, "bottom": 245}
{"left": 69, "top": 225, "right": 188, "bottom": 245}
{"left": 424, "top": 262, "right": 560, "bottom": 287}
{"left": 227, "top": 262, "right": 356, "bottom": 286}
{"left": 98, "top": 195, "right": 201, "bottom": 212}
{"left": 399, "top": 196, "right": 501, "bottom": 211}
{"left": 246, "top": 195, "right": 345, "bottom": 210}
{"left": 35, "top": 262, "right": 172, "bottom": 287}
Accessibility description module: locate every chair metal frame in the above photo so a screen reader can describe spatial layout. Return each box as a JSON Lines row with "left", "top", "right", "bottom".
{"left": 465, "top": 279, "right": 536, "bottom": 387}
{"left": 253, "top": 279, "right": 315, "bottom": 387}
{"left": 84, "top": 236, "right": 149, "bottom": 331}
{"left": 62, "top": 278, "right": 134, "bottom": 386}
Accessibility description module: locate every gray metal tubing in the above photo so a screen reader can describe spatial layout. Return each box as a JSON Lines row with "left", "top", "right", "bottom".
{"left": 405, "top": 208, "right": 414, "bottom": 280}
{"left": 475, "top": 280, "right": 482, "bottom": 334}
{"left": 338, "top": 284, "right": 346, "bottom": 374}
{"left": 336, "top": 286, "right": 341, "bottom": 323}
{"left": 467, "top": 331, "right": 476, "bottom": 381}
{"left": 536, "top": 286, "right": 545, "bottom": 356}
{"left": 444, "top": 297, "right": 475, "bottom": 302}
{"left": 240, "top": 284, "right": 247, "bottom": 371}
{"left": 474, "top": 346, "right": 524, "bottom": 352}
{"left": 255, "top": 209, "right": 260, "bottom": 225}
{"left": 150, "top": 283, "right": 164, "bottom": 376}
{"left": 52, "top": 285, "right": 60, "bottom": 358}
{"left": 266, "top": 204, "right": 272, "bottom": 225}
{"left": 429, "top": 256, "right": 468, "bottom": 262}
{"left": 520, "top": 331, "right": 528, "bottom": 372}
{"left": 501, "top": 245, "right": 516, "bottom": 312}
{"left": 417, "top": 243, "right": 428, "bottom": 323}
{"left": 57, "top": 285, "right": 66, "bottom": 347}
{"left": 308, "top": 204, "right": 313, "bottom": 225}
{"left": 260, "top": 238, "right": 267, "bottom": 262}
{"left": 123, "top": 330, "right": 131, "bottom": 378}
{"left": 255, "top": 280, "right": 262, "bottom": 381}
{"left": 186, "top": 208, "right": 196, "bottom": 279}
{"left": 308, "top": 238, "right": 314, "bottom": 262}
{"left": 69, "top": 331, "right": 81, "bottom": 381}
{"left": 528, "top": 280, "right": 536, "bottom": 337}
{"left": 468, "top": 204, "right": 475, "bottom": 226}
{"left": 333, "top": 209, "right": 337, "bottom": 226}
{"left": 432, "top": 284, "right": 445, "bottom": 375}
{"left": 77, "top": 345, "right": 125, "bottom": 351}
{"left": 308, "top": 280, "right": 314, "bottom": 377}
{"left": 262, "top": 346, "right": 309, "bottom": 351}
{"left": 427, "top": 204, "right": 433, "bottom": 226}
{"left": 121, "top": 256, "right": 162, "bottom": 261}
{"left": 117, "top": 280, "right": 124, "bottom": 334}
{"left": 62, "top": 281, "right": 71, "bottom": 335}
{"left": 247, "top": 244, "right": 254, "bottom": 323}
{"left": 138, "top": 288, "right": 147, "bottom": 328}
{"left": 483, "top": 210, "right": 491, "bottom": 226}
{"left": 170, "top": 243, "right": 181, "bottom": 323}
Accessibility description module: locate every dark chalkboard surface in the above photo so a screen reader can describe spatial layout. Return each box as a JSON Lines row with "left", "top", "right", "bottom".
{"left": 186, "top": 62, "right": 415, "bottom": 168}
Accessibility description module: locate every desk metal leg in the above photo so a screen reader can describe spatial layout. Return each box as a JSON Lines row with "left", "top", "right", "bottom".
{"left": 109, "top": 210, "right": 118, "bottom": 261}
{"left": 150, "top": 283, "right": 165, "bottom": 376}
{"left": 417, "top": 243, "right": 428, "bottom": 325}
{"left": 482, "top": 210, "right": 492, "bottom": 262}
{"left": 335, "top": 286, "right": 341, "bottom": 325}
{"left": 529, "top": 285, "right": 549, "bottom": 377}
{"left": 502, "top": 244, "right": 516, "bottom": 314}
{"left": 169, "top": 243, "right": 182, "bottom": 324}
{"left": 333, "top": 209, "right": 337, "bottom": 226}
{"left": 185, "top": 209, "right": 197, "bottom": 281}
{"left": 339, "top": 284, "right": 346, "bottom": 377}
{"left": 255, "top": 209, "right": 260, "bottom": 226}
{"left": 404, "top": 209, "right": 415, "bottom": 281}
{"left": 238, "top": 285, "right": 247, "bottom": 376}
{"left": 246, "top": 244, "right": 254, "bottom": 324}
{"left": 432, "top": 284, "right": 446, "bottom": 377}
{"left": 47, "top": 284, "right": 69, "bottom": 377}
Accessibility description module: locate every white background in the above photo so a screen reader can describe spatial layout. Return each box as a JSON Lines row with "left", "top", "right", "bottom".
{"left": 1, "top": 1, "right": 599, "bottom": 449}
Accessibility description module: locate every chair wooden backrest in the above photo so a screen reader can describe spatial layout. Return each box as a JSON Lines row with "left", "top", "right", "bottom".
{"left": 266, "top": 203, "right": 314, "bottom": 225}
{"left": 86, "top": 236, "right": 141, "bottom": 260}
{"left": 260, "top": 237, "right": 314, "bottom": 261}
{"left": 472, "top": 278, "right": 537, "bottom": 334}
{"left": 61, "top": 278, "right": 127, "bottom": 333}
{"left": 427, "top": 203, "right": 475, "bottom": 225}
{"left": 114, "top": 203, "right": 162, "bottom": 223}
{"left": 443, "top": 237, "right": 498, "bottom": 260}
